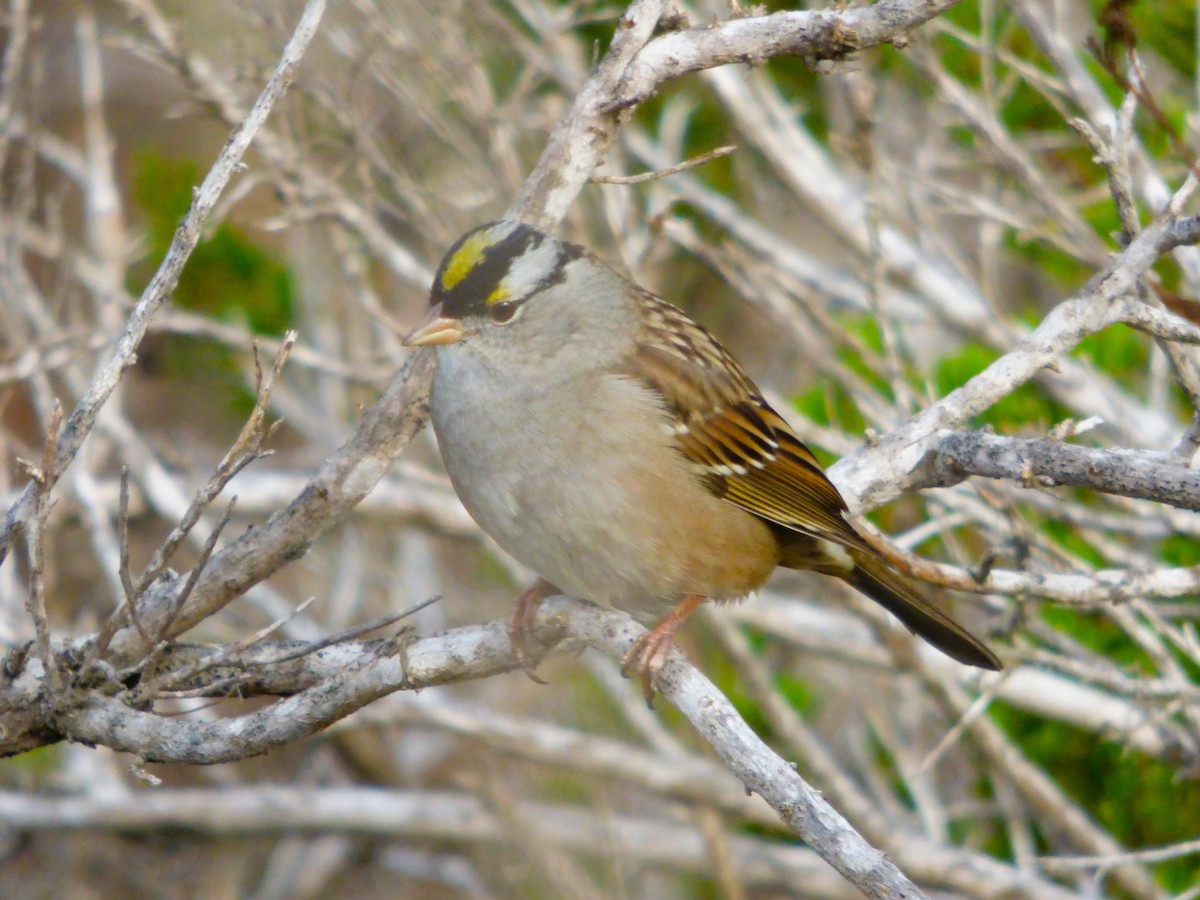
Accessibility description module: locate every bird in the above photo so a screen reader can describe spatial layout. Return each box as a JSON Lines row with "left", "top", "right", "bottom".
{"left": 403, "top": 219, "right": 1001, "bottom": 700}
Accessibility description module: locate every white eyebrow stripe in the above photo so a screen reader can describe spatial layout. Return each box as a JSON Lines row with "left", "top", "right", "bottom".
{"left": 501, "top": 235, "right": 562, "bottom": 299}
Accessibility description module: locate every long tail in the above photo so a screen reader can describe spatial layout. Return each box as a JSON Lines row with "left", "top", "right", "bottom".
{"left": 844, "top": 548, "right": 1002, "bottom": 670}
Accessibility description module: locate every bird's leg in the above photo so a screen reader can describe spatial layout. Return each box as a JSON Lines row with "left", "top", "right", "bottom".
{"left": 507, "top": 577, "right": 560, "bottom": 684}
{"left": 620, "top": 594, "right": 705, "bottom": 706}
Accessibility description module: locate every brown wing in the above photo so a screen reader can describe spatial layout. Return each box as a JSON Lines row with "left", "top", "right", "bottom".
{"left": 627, "top": 293, "right": 1003, "bottom": 672}
{"left": 627, "top": 293, "right": 869, "bottom": 551}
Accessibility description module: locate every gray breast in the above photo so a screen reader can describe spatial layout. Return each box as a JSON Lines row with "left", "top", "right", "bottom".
{"left": 429, "top": 344, "right": 686, "bottom": 616}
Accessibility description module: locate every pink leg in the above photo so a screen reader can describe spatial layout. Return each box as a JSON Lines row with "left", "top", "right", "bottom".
{"left": 620, "top": 594, "right": 705, "bottom": 706}
{"left": 507, "top": 578, "right": 560, "bottom": 684}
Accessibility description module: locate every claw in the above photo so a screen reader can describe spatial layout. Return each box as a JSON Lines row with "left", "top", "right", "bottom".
{"left": 620, "top": 633, "right": 668, "bottom": 707}
{"left": 619, "top": 594, "right": 705, "bottom": 707}
{"left": 506, "top": 578, "right": 559, "bottom": 684}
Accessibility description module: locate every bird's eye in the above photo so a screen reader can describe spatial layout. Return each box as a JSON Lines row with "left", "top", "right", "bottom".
{"left": 489, "top": 300, "right": 520, "bottom": 324}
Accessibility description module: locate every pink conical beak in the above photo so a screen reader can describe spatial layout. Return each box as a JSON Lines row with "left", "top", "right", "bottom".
{"left": 403, "top": 302, "right": 465, "bottom": 347}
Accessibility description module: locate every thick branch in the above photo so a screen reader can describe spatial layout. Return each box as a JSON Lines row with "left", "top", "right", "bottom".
{"left": 0, "top": 787, "right": 852, "bottom": 897}
{"left": 833, "top": 213, "right": 1200, "bottom": 511}
{"left": 52, "top": 616, "right": 558, "bottom": 764}
{"left": 106, "top": 351, "right": 434, "bottom": 659}
{"left": 915, "top": 430, "right": 1200, "bottom": 510}
{"left": 9, "top": 598, "right": 925, "bottom": 898}
{"left": 558, "top": 602, "right": 927, "bottom": 899}
{"left": 618, "top": 0, "right": 962, "bottom": 105}
{"left": 509, "top": 0, "right": 667, "bottom": 226}
{"left": 511, "top": 0, "right": 967, "bottom": 231}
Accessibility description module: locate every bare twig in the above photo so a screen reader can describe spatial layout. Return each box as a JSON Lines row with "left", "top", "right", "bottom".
{"left": 102, "top": 349, "right": 435, "bottom": 659}
{"left": 19, "top": 403, "right": 63, "bottom": 693}
{"left": 7, "top": 2, "right": 1200, "bottom": 896}
{"left": 590, "top": 144, "right": 736, "bottom": 184}
{"left": 834, "top": 211, "right": 1200, "bottom": 512}
{"left": 1043, "top": 837, "right": 1200, "bottom": 871}
{"left": 0, "top": 0, "right": 326, "bottom": 562}
{"left": 133, "top": 333, "right": 296, "bottom": 597}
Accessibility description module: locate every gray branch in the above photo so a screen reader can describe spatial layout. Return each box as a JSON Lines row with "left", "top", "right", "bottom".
{"left": 8, "top": 3, "right": 1177, "bottom": 897}
{"left": 618, "top": 0, "right": 962, "bottom": 103}
{"left": 0, "top": 786, "right": 855, "bottom": 898}
{"left": 0, "top": 0, "right": 328, "bottom": 562}
{"left": 832, "top": 211, "right": 1200, "bottom": 512}
{"left": 916, "top": 430, "right": 1200, "bottom": 510}
{"left": 510, "top": 0, "right": 966, "bottom": 231}
{"left": 3, "top": 596, "right": 1022, "bottom": 900}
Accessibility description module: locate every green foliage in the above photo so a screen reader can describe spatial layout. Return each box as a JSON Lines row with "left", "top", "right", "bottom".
{"left": 130, "top": 149, "right": 295, "bottom": 417}
{"left": 1, "top": 744, "right": 61, "bottom": 777}
{"left": 999, "top": 78, "right": 1063, "bottom": 136}
{"left": 1004, "top": 229, "right": 1094, "bottom": 290}
{"left": 1154, "top": 21, "right": 1198, "bottom": 80}
{"left": 1042, "top": 516, "right": 1108, "bottom": 567}
{"left": 1161, "top": 534, "right": 1200, "bottom": 568}
{"left": 680, "top": 89, "right": 739, "bottom": 193}
{"left": 715, "top": 633, "right": 776, "bottom": 740}
{"left": 766, "top": 55, "right": 826, "bottom": 143}
{"left": 867, "top": 729, "right": 916, "bottom": 811}
{"left": 787, "top": 312, "right": 890, "bottom": 458}
{"left": 935, "top": 5, "right": 982, "bottom": 86}
{"left": 715, "top": 630, "right": 819, "bottom": 742}
{"left": 1111, "top": 0, "right": 1197, "bottom": 78}
{"left": 993, "top": 705, "right": 1200, "bottom": 892}
{"left": 838, "top": 316, "right": 894, "bottom": 399}
{"left": 132, "top": 150, "right": 294, "bottom": 336}
{"left": 791, "top": 381, "right": 862, "bottom": 465}
{"left": 771, "top": 669, "right": 817, "bottom": 717}
{"left": 1041, "top": 604, "right": 1148, "bottom": 666}
{"left": 628, "top": 82, "right": 741, "bottom": 203}
{"left": 1074, "top": 323, "right": 1149, "bottom": 379}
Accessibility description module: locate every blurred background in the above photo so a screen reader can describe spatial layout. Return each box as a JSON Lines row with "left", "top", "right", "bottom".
{"left": 1, "top": 0, "right": 1199, "bottom": 897}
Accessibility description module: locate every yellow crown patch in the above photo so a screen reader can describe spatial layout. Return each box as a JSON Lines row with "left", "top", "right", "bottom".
{"left": 440, "top": 230, "right": 498, "bottom": 292}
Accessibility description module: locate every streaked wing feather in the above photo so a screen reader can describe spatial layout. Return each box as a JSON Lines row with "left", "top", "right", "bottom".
{"left": 626, "top": 293, "right": 867, "bottom": 549}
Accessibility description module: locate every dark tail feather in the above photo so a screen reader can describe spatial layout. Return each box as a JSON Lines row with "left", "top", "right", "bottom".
{"left": 845, "top": 550, "right": 1002, "bottom": 671}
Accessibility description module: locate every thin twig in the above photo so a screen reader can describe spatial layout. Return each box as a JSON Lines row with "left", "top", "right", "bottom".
{"left": 1042, "top": 836, "right": 1200, "bottom": 870}
{"left": 590, "top": 144, "right": 736, "bottom": 183}
{"left": 134, "top": 332, "right": 296, "bottom": 595}
{"left": 19, "top": 402, "right": 63, "bottom": 693}
{"left": 0, "top": 0, "right": 326, "bottom": 563}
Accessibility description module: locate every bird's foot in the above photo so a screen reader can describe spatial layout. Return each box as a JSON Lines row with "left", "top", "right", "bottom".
{"left": 619, "top": 594, "right": 705, "bottom": 707}
{"left": 506, "top": 578, "right": 559, "bottom": 684}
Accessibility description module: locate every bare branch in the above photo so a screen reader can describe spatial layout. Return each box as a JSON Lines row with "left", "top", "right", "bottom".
{"left": 834, "top": 212, "right": 1200, "bottom": 512}
{"left": 105, "top": 350, "right": 435, "bottom": 658}
{"left": 618, "top": 0, "right": 965, "bottom": 106}
{"left": 15, "top": 598, "right": 995, "bottom": 899}
{"left": 19, "top": 403, "right": 63, "bottom": 693}
{"left": 916, "top": 430, "right": 1200, "bottom": 511}
{"left": 6, "top": 2, "right": 1200, "bottom": 896}
{"left": 0, "top": 786, "right": 855, "bottom": 897}
{"left": 590, "top": 144, "right": 736, "bottom": 184}
{"left": 0, "top": 0, "right": 327, "bottom": 562}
